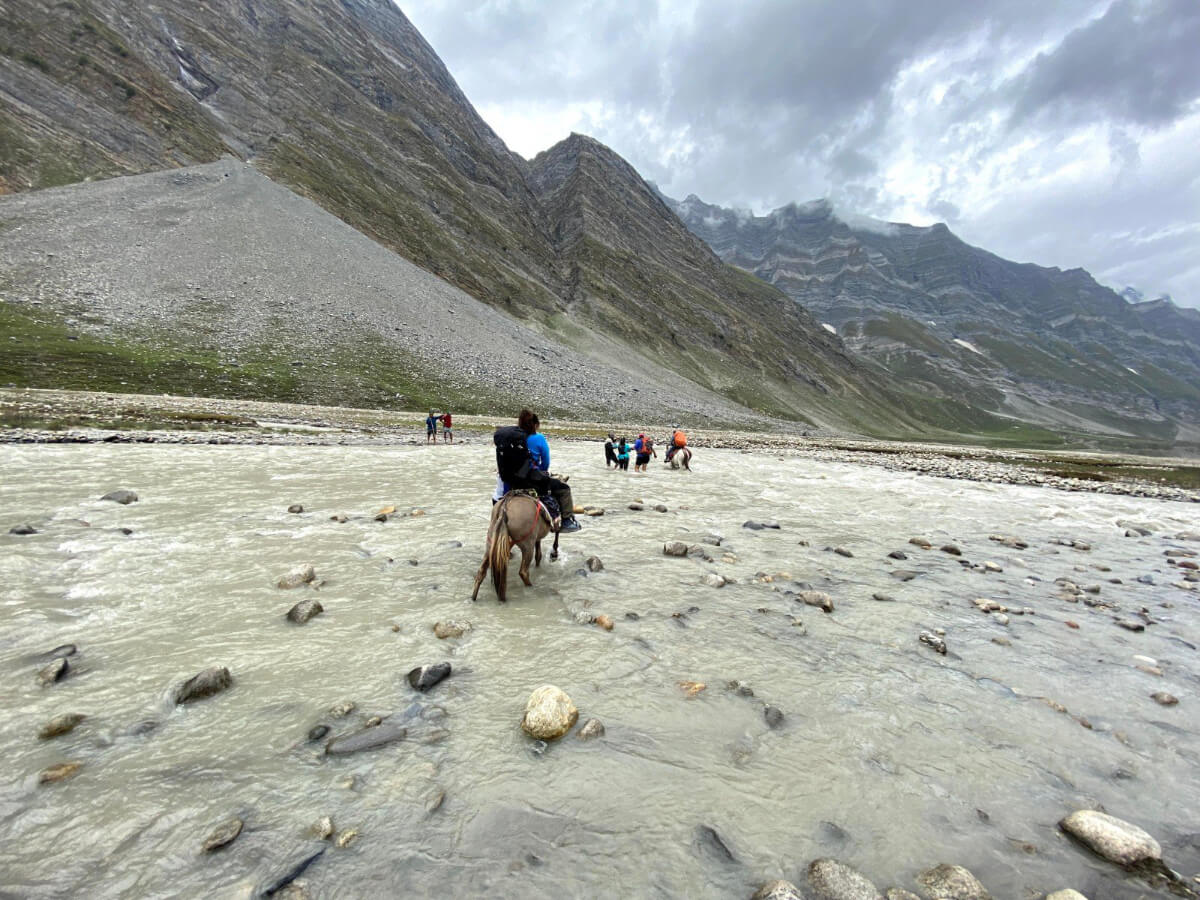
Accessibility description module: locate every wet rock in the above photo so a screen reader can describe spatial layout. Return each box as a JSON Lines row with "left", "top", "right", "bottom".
{"left": 797, "top": 590, "right": 834, "bottom": 613}
{"left": 884, "top": 891, "right": 922, "bottom": 900}
{"left": 1151, "top": 691, "right": 1179, "bottom": 706}
{"left": 334, "top": 828, "right": 358, "bottom": 848}
{"left": 100, "top": 489, "right": 138, "bottom": 504}
{"left": 329, "top": 701, "right": 355, "bottom": 718}
{"left": 909, "top": 538, "right": 932, "bottom": 549}
{"left": 257, "top": 845, "right": 326, "bottom": 897}
{"left": 628, "top": 502, "right": 644, "bottom": 511}
{"left": 330, "top": 513, "right": 348, "bottom": 523}
{"left": 310, "top": 816, "right": 335, "bottom": 840}
{"left": 287, "top": 504, "right": 304, "bottom": 514}
{"left": 919, "top": 632, "right": 947, "bottom": 655}
{"left": 173, "top": 666, "right": 233, "bottom": 704}
{"left": 625, "top": 612, "right": 641, "bottom": 621}
{"left": 307, "top": 724, "right": 330, "bottom": 742}
{"left": 890, "top": 570, "right": 919, "bottom": 582}
{"left": 38, "top": 713, "right": 86, "bottom": 739}
{"left": 578, "top": 718, "right": 605, "bottom": 740}
{"left": 764, "top": 706, "right": 784, "bottom": 729}
{"left": 1044, "top": 891, "right": 1088, "bottom": 900}
{"left": 988, "top": 535, "right": 1028, "bottom": 549}
{"left": 887, "top": 550, "right": 907, "bottom": 560}
{"left": 833, "top": 547, "right": 854, "bottom": 558}
{"left": 872, "top": 593, "right": 895, "bottom": 602}
{"left": 286, "top": 599, "right": 324, "bottom": 624}
{"left": 653, "top": 504, "right": 668, "bottom": 513}
{"left": 992, "top": 613, "right": 1010, "bottom": 626}
{"left": 743, "top": 520, "right": 780, "bottom": 530}
{"left": 38, "top": 761, "right": 81, "bottom": 784}
{"left": 694, "top": 824, "right": 736, "bottom": 863}
{"left": 991, "top": 637, "right": 1012, "bottom": 647}
{"left": 407, "top": 662, "right": 451, "bottom": 692}
{"left": 9, "top": 523, "right": 38, "bottom": 535}
{"left": 325, "top": 720, "right": 407, "bottom": 755}
{"left": 277, "top": 564, "right": 317, "bottom": 589}
{"left": 702, "top": 573, "right": 727, "bottom": 588}
{"left": 201, "top": 817, "right": 243, "bottom": 852}
{"left": 752, "top": 880, "right": 804, "bottom": 900}
{"left": 664, "top": 541, "right": 689, "bottom": 557}
{"left": 433, "top": 621, "right": 470, "bottom": 639}
{"left": 521, "top": 685, "right": 578, "bottom": 740}
{"left": 593, "top": 614, "right": 614, "bottom": 631}
{"left": 38, "top": 656, "right": 69, "bottom": 685}
{"left": 585, "top": 555, "right": 604, "bottom": 572}
{"left": 1059, "top": 810, "right": 1161, "bottom": 866}
{"left": 1137, "top": 665, "right": 1163, "bottom": 677}
{"left": 940, "top": 544, "right": 962, "bottom": 556}
{"left": 982, "top": 561, "right": 1002, "bottom": 573}
{"left": 425, "top": 788, "right": 446, "bottom": 814}
{"left": 806, "top": 857, "right": 882, "bottom": 899}
{"left": 1116, "top": 620, "right": 1145, "bottom": 632}
{"left": 702, "top": 534, "right": 723, "bottom": 546}
{"left": 916, "top": 863, "right": 991, "bottom": 899}
{"left": 679, "top": 680, "right": 707, "bottom": 698}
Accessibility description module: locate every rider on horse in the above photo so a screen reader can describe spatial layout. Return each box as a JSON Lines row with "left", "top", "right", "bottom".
{"left": 493, "top": 409, "right": 582, "bottom": 533}
{"left": 664, "top": 425, "right": 687, "bottom": 464}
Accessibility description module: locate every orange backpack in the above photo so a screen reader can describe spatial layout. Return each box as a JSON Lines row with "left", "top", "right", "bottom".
{"left": 673, "top": 431, "right": 687, "bottom": 447}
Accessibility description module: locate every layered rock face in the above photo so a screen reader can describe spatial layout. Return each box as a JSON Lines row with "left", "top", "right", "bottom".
{"left": 669, "top": 194, "right": 1200, "bottom": 444}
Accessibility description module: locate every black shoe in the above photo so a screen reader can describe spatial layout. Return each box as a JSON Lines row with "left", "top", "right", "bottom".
{"left": 559, "top": 517, "right": 582, "bottom": 533}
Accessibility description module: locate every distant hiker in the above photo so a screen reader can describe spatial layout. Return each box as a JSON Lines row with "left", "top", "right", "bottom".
{"left": 665, "top": 426, "right": 687, "bottom": 463}
{"left": 492, "top": 409, "right": 581, "bottom": 533}
{"left": 604, "top": 433, "right": 617, "bottom": 468}
{"left": 425, "top": 411, "right": 438, "bottom": 443}
{"left": 441, "top": 411, "right": 454, "bottom": 443}
{"left": 616, "top": 437, "right": 630, "bottom": 471}
{"left": 635, "top": 435, "right": 657, "bottom": 472}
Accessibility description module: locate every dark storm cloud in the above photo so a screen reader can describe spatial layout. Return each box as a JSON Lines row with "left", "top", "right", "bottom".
{"left": 399, "top": 0, "right": 1200, "bottom": 304}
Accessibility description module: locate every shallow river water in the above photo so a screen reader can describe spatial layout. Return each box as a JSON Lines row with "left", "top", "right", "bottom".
{"left": 1, "top": 440, "right": 1198, "bottom": 899}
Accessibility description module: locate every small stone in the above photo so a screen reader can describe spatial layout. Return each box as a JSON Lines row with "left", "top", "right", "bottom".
{"left": 890, "top": 570, "right": 919, "bottom": 582}
{"left": 1116, "top": 620, "right": 1145, "bottom": 632}
{"left": 307, "top": 724, "right": 330, "bottom": 742}
{"left": 425, "top": 788, "right": 446, "bottom": 813}
{"left": 752, "top": 880, "right": 804, "bottom": 900}
{"left": 1044, "top": 891, "right": 1088, "bottom": 900}
{"left": 743, "top": 520, "right": 780, "bottom": 530}
{"left": 940, "top": 544, "right": 962, "bottom": 556}
{"left": 764, "top": 706, "right": 784, "bottom": 728}
{"left": 38, "top": 657, "right": 69, "bottom": 685}
{"left": 991, "top": 637, "right": 1011, "bottom": 647}
{"left": 992, "top": 613, "right": 1009, "bottom": 626}
{"left": 919, "top": 631, "right": 947, "bottom": 655}
{"left": 872, "top": 593, "right": 895, "bottom": 602}
{"left": 8, "top": 523, "right": 38, "bottom": 535}
{"left": 797, "top": 590, "right": 834, "bottom": 613}
{"left": 365, "top": 715, "right": 382, "bottom": 727}
{"left": 628, "top": 502, "right": 644, "bottom": 511}
{"left": 1136, "top": 665, "right": 1163, "bottom": 677}
{"left": 310, "top": 816, "right": 335, "bottom": 839}
{"left": 287, "top": 599, "right": 324, "bottom": 624}
{"left": 585, "top": 556, "right": 604, "bottom": 572}
{"left": 391, "top": 624, "right": 401, "bottom": 632}
{"left": 678, "top": 680, "right": 706, "bottom": 698}
{"left": 888, "top": 550, "right": 907, "bottom": 560}
{"left": 330, "top": 513, "right": 348, "bottom": 523}
{"left": 593, "top": 614, "right": 614, "bottom": 631}
{"left": 433, "top": 621, "right": 469, "bottom": 639}
{"left": 329, "top": 701, "right": 355, "bottom": 718}
{"left": 202, "top": 818, "right": 243, "bottom": 853}
{"left": 1059, "top": 809, "right": 1161, "bottom": 866}
{"left": 577, "top": 718, "right": 605, "bottom": 740}
{"left": 909, "top": 538, "right": 932, "bottom": 549}
{"left": 407, "top": 662, "right": 451, "bottom": 692}
{"left": 702, "top": 573, "right": 726, "bottom": 588}
{"left": 100, "top": 489, "right": 138, "bottom": 504}
{"left": 173, "top": 666, "right": 232, "bottom": 704}
{"left": 1065, "top": 621, "right": 1079, "bottom": 629}
{"left": 1151, "top": 691, "right": 1178, "bottom": 706}
{"left": 664, "top": 541, "right": 689, "bottom": 557}
{"left": 38, "top": 761, "right": 81, "bottom": 784}
{"left": 982, "top": 561, "right": 1002, "bottom": 573}
{"left": 885, "top": 891, "right": 922, "bottom": 900}
{"left": 277, "top": 565, "right": 317, "bottom": 589}
{"left": 334, "top": 828, "right": 359, "bottom": 848}
{"left": 38, "top": 713, "right": 86, "bottom": 739}
{"left": 287, "top": 504, "right": 304, "bottom": 514}
{"left": 806, "top": 857, "right": 881, "bottom": 899}
{"left": 833, "top": 547, "right": 854, "bottom": 557}
{"left": 653, "top": 504, "right": 668, "bottom": 513}
{"left": 521, "top": 685, "right": 578, "bottom": 740}
{"left": 916, "top": 863, "right": 991, "bottom": 899}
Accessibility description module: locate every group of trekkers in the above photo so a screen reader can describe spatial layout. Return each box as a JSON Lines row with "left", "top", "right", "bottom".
{"left": 603, "top": 428, "right": 687, "bottom": 472}
{"left": 425, "top": 410, "right": 453, "bottom": 443}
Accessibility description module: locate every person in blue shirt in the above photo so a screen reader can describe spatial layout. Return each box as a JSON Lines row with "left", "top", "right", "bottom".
{"left": 493, "top": 409, "right": 581, "bottom": 532}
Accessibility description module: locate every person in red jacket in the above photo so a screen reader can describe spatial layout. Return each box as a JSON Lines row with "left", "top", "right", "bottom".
{"left": 441, "top": 411, "right": 454, "bottom": 443}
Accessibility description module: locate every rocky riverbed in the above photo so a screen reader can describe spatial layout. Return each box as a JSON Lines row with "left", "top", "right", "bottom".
{"left": 2, "top": 428, "right": 1199, "bottom": 897}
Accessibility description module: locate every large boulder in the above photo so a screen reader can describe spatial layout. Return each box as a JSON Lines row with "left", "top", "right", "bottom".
{"left": 521, "top": 685, "right": 578, "bottom": 740}
{"left": 1058, "top": 810, "right": 1161, "bottom": 866}
{"left": 807, "top": 858, "right": 882, "bottom": 899}
{"left": 916, "top": 864, "right": 991, "bottom": 900}
{"left": 173, "top": 666, "right": 233, "bottom": 704}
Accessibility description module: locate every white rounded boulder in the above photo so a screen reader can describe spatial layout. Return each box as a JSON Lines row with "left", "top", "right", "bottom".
{"left": 521, "top": 685, "right": 578, "bottom": 740}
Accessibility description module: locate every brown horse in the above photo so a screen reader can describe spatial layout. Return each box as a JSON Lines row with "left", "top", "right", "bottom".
{"left": 471, "top": 493, "right": 560, "bottom": 602}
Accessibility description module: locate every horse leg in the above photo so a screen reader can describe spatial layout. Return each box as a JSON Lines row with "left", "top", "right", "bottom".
{"left": 518, "top": 541, "right": 534, "bottom": 586}
{"left": 551, "top": 529, "right": 560, "bottom": 561}
{"left": 535, "top": 539, "right": 542, "bottom": 567}
{"left": 471, "top": 549, "right": 489, "bottom": 601}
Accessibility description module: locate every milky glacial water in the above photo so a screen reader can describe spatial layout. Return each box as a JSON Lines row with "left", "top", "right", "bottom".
{"left": 1, "top": 440, "right": 1198, "bottom": 899}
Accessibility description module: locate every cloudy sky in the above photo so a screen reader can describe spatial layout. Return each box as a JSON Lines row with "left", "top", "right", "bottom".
{"left": 400, "top": 0, "right": 1200, "bottom": 306}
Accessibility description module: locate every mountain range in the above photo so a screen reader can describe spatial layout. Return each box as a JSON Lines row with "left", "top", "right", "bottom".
{"left": 1, "top": 0, "right": 1197, "bottom": 448}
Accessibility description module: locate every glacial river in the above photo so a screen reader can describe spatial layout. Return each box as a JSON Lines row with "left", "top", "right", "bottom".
{"left": 1, "top": 440, "right": 1198, "bottom": 898}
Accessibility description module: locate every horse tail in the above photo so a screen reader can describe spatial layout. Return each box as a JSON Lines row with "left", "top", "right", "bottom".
{"left": 489, "top": 501, "right": 513, "bottom": 602}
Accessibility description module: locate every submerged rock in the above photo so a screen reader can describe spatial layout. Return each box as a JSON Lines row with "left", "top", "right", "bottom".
{"left": 585, "top": 555, "right": 604, "bottom": 572}
{"left": 764, "top": 706, "right": 785, "bottom": 729}
{"left": 1151, "top": 691, "right": 1179, "bottom": 706}
{"left": 916, "top": 863, "right": 991, "bottom": 899}
{"left": 100, "top": 489, "right": 138, "bottom": 504}
{"left": 940, "top": 544, "right": 962, "bottom": 556}
{"left": 201, "top": 817, "right": 243, "bottom": 853}
{"left": 752, "top": 880, "right": 803, "bottom": 900}
{"left": 694, "top": 824, "right": 736, "bottom": 863}
{"left": 433, "top": 620, "right": 470, "bottom": 639}
{"left": 287, "top": 504, "right": 304, "bottom": 514}
{"left": 310, "top": 816, "right": 335, "bottom": 840}
{"left": 1116, "top": 620, "right": 1145, "bottom": 632}
{"left": 909, "top": 537, "right": 932, "bottom": 549}
{"left": 38, "top": 657, "right": 69, "bottom": 685}
{"left": 1059, "top": 810, "right": 1161, "bottom": 866}
{"left": 743, "top": 520, "right": 780, "bottom": 530}
{"left": 325, "top": 720, "right": 408, "bottom": 755}
{"left": 919, "top": 632, "right": 947, "bottom": 655}
{"left": 38, "top": 713, "right": 86, "bottom": 739}
{"left": 307, "top": 724, "right": 331, "bottom": 742}
{"left": 1044, "top": 891, "right": 1088, "bottom": 900}
{"left": 407, "top": 663, "right": 451, "bottom": 692}
{"left": 9, "top": 523, "right": 38, "bottom": 535}
{"left": 664, "top": 541, "right": 689, "bottom": 557}
{"left": 287, "top": 599, "right": 324, "bottom": 624}
{"left": 797, "top": 590, "right": 834, "bottom": 613}
{"left": 577, "top": 718, "right": 605, "bottom": 740}
{"left": 521, "top": 685, "right": 578, "bottom": 740}
{"left": 39, "top": 761, "right": 82, "bottom": 784}
{"left": 173, "top": 666, "right": 233, "bottom": 704}
{"left": 277, "top": 564, "right": 317, "bottom": 589}
{"left": 807, "top": 857, "right": 882, "bottom": 899}
{"left": 872, "top": 593, "right": 895, "bottom": 602}
{"left": 833, "top": 547, "right": 854, "bottom": 558}
{"left": 884, "top": 891, "right": 922, "bottom": 900}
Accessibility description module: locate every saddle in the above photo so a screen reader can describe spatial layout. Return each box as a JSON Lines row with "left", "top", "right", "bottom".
{"left": 506, "top": 489, "right": 561, "bottom": 531}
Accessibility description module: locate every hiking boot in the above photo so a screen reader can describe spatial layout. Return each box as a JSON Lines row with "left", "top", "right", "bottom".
{"left": 559, "top": 517, "right": 582, "bottom": 533}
